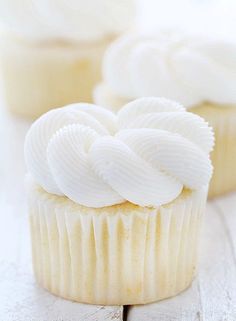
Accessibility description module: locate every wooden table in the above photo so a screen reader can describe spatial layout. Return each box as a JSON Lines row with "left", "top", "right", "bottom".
{"left": 1, "top": 106, "right": 236, "bottom": 321}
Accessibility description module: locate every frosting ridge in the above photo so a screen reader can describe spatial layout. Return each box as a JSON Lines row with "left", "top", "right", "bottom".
{"left": 25, "top": 98, "right": 214, "bottom": 207}
{"left": 103, "top": 31, "right": 236, "bottom": 107}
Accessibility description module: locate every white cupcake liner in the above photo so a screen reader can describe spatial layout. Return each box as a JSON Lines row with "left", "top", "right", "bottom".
{"left": 28, "top": 183, "right": 207, "bottom": 305}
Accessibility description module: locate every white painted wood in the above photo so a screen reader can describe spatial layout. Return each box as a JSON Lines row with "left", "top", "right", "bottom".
{"left": 0, "top": 107, "right": 123, "bottom": 321}
{"left": 127, "top": 195, "right": 236, "bottom": 321}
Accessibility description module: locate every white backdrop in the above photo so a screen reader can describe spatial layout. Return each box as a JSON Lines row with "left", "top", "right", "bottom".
{"left": 137, "top": 0, "right": 236, "bottom": 40}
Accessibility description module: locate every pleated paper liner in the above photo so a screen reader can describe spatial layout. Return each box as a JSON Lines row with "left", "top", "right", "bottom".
{"left": 191, "top": 103, "right": 236, "bottom": 198}
{"left": 28, "top": 182, "right": 207, "bottom": 305}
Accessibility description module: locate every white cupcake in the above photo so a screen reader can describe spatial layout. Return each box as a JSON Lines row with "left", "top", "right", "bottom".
{"left": 0, "top": 0, "right": 135, "bottom": 118}
{"left": 25, "top": 97, "right": 214, "bottom": 305}
{"left": 94, "top": 31, "right": 236, "bottom": 197}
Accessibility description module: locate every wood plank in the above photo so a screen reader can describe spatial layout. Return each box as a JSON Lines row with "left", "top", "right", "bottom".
{"left": 127, "top": 198, "right": 236, "bottom": 321}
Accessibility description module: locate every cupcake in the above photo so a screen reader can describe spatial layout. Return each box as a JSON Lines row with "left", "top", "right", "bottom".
{"left": 24, "top": 97, "right": 214, "bottom": 305}
{"left": 0, "top": 0, "right": 135, "bottom": 119}
{"left": 94, "top": 31, "right": 236, "bottom": 197}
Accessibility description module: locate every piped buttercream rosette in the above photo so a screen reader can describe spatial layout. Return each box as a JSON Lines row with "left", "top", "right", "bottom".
{"left": 25, "top": 97, "right": 214, "bottom": 208}
{"left": 102, "top": 32, "right": 236, "bottom": 107}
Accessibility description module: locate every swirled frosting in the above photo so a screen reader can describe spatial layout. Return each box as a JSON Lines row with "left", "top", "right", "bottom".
{"left": 103, "top": 31, "right": 236, "bottom": 107}
{"left": 25, "top": 98, "right": 214, "bottom": 208}
{"left": 0, "top": 0, "right": 135, "bottom": 42}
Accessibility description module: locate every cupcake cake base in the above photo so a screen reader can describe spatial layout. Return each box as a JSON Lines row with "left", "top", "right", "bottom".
{"left": 191, "top": 103, "right": 236, "bottom": 198}
{"left": 0, "top": 34, "right": 111, "bottom": 119}
{"left": 28, "top": 182, "right": 207, "bottom": 305}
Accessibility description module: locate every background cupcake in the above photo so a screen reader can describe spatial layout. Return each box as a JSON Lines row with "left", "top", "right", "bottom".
{"left": 24, "top": 97, "right": 214, "bottom": 305}
{"left": 94, "top": 31, "right": 236, "bottom": 197}
{"left": 0, "top": 0, "right": 135, "bottom": 119}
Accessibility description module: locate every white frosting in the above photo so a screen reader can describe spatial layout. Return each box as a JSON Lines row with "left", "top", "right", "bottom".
{"left": 0, "top": 0, "right": 135, "bottom": 42}
{"left": 25, "top": 98, "right": 214, "bottom": 208}
{"left": 103, "top": 31, "right": 236, "bottom": 107}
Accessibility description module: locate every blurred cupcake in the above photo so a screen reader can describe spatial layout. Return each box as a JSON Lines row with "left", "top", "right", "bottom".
{"left": 95, "top": 31, "right": 236, "bottom": 197}
{"left": 25, "top": 97, "right": 214, "bottom": 305}
{"left": 0, "top": 0, "right": 135, "bottom": 118}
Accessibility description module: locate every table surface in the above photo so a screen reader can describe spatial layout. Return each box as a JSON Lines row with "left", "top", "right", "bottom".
{"left": 1, "top": 102, "right": 236, "bottom": 321}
